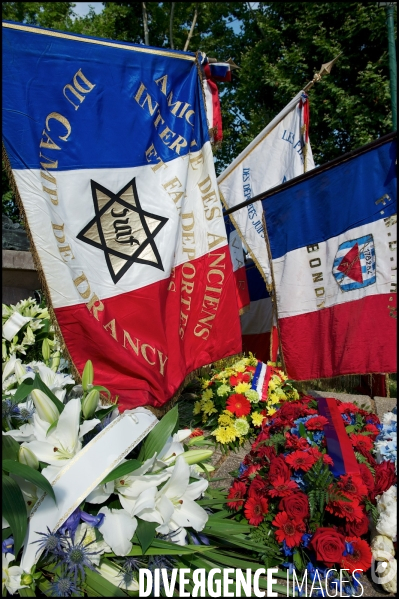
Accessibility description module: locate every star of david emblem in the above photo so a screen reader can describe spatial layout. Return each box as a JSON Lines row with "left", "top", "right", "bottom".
{"left": 77, "top": 177, "right": 168, "bottom": 283}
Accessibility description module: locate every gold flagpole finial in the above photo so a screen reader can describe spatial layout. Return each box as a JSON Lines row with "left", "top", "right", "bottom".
{"left": 303, "top": 52, "right": 342, "bottom": 92}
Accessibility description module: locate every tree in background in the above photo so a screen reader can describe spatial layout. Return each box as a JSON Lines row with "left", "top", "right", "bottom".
{"left": 2, "top": 0, "right": 395, "bottom": 220}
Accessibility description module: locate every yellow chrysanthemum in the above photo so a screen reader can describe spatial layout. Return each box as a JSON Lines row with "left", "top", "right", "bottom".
{"left": 268, "top": 393, "right": 281, "bottom": 405}
{"left": 217, "top": 384, "right": 231, "bottom": 397}
{"left": 267, "top": 406, "right": 277, "bottom": 416}
{"left": 212, "top": 425, "right": 237, "bottom": 444}
{"left": 277, "top": 370, "right": 288, "bottom": 381}
{"left": 193, "top": 401, "right": 202, "bottom": 415}
{"left": 201, "top": 388, "right": 214, "bottom": 401}
{"left": 268, "top": 379, "right": 278, "bottom": 392}
{"left": 218, "top": 412, "right": 234, "bottom": 426}
{"left": 201, "top": 379, "right": 211, "bottom": 389}
{"left": 251, "top": 412, "right": 265, "bottom": 427}
{"left": 201, "top": 399, "right": 217, "bottom": 416}
{"left": 234, "top": 382, "right": 251, "bottom": 394}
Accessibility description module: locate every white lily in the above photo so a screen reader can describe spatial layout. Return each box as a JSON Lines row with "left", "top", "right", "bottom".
{"left": 98, "top": 487, "right": 157, "bottom": 556}
{"left": 2, "top": 553, "right": 27, "bottom": 595}
{"left": 35, "top": 363, "right": 75, "bottom": 402}
{"left": 85, "top": 455, "right": 170, "bottom": 513}
{"left": 22, "top": 398, "right": 100, "bottom": 483}
{"left": 152, "top": 429, "right": 192, "bottom": 470}
{"left": 139, "top": 455, "right": 208, "bottom": 543}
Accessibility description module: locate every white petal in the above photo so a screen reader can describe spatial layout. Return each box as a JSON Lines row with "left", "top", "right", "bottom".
{"left": 117, "top": 472, "right": 169, "bottom": 500}
{"left": 23, "top": 440, "right": 63, "bottom": 466}
{"left": 85, "top": 482, "right": 114, "bottom": 504}
{"left": 78, "top": 418, "right": 100, "bottom": 440}
{"left": 41, "top": 464, "right": 63, "bottom": 483}
{"left": 54, "top": 398, "right": 80, "bottom": 451}
{"left": 2, "top": 355, "right": 17, "bottom": 381}
{"left": 98, "top": 507, "right": 137, "bottom": 556}
{"left": 132, "top": 486, "right": 157, "bottom": 517}
{"left": 162, "top": 455, "right": 189, "bottom": 501}
{"left": 173, "top": 430, "right": 192, "bottom": 443}
{"left": 171, "top": 497, "right": 209, "bottom": 531}
{"left": 184, "top": 478, "right": 208, "bottom": 501}
{"left": 3, "top": 425, "right": 36, "bottom": 443}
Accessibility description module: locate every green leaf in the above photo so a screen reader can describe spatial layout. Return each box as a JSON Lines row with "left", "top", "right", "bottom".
{"left": 2, "top": 434, "right": 20, "bottom": 461}
{"left": 19, "top": 589, "right": 37, "bottom": 597}
{"left": 2, "top": 527, "right": 12, "bottom": 541}
{"left": 345, "top": 425, "right": 356, "bottom": 433}
{"left": 298, "top": 422, "right": 307, "bottom": 438}
{"left": 46, "top": 419, "right": 59, "bottom": 437}
{"left": 94, "top": 405, "right": 116, "bottom": 421}
{"left": 2, "top": 460, "right": 56, "bottom": 503}
{"left": 138, "top": 405, "right": 178, "bottom": 462}
{"left": 136, "top": 519, "right": 157, "bottom": 554}
{"left": 2, "top": 473, "right": 27, "bottom": 556}
{"left": 83, "top": 566, "right": 128, "bottom": 597}
{"left": 293, "top": 550, "right": 303, "bottom": 570}
{"left": 101, "top": 460, "right": 142, "bottom": 485}
{"left": 91, "top": 385, "right": 112, "bottom": 399}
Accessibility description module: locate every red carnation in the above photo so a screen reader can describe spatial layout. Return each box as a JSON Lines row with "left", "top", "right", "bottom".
{"left": 344, "top": 513, "right": 370, "bottom": 537}
{"left": 305, "top": 416, "right": 329, "bottom": 430}
{"left": 323, "top": 454, "right": 334, "bottom": 466}
{"left": 363, "top": 424, "right": 380, "bottom": 438}
{"left": 244, "top": 496, "right": 269, "bottom": 526}
{"left": 285, "top": 450, "right": 317, "bottom": 472}
{"left": 341, "top": 537, "right": 372, "bottom": 573}
{"left": 338, "top": 474, "right": 369, "bottom": 499}
{"left": 190, "top": 428, "right": 204, "bottom": 438}
{"left": 310, "top": 527, "right": 346, "bottom": 567}
{"left": 350, "top": 433, "right": 374, "bottom": 452}
{"left": 227, "top": 481, "right": 247, "bottom": 510}
{"left": 326, "top": 497, "right": 364, "bottom": 522}
{"left": 226, "top": 394, "right": 251, "bottom": 417}
{"left": 372, "top": 461, "right": 397, "bottom": 500}
{"left": 268, "top": 475, "right": 299, "bottom": 498}
{"left": 229, "top": 372, "right": 251, "bottom": 387}
{"left": 272, "top": 511, "right": 305, "bottom": 548}
{"left": 252, "top": 445, "right": 276, "bottom": 461}
{"left": 285, "top": 433, "right": 310, "bottom": 451}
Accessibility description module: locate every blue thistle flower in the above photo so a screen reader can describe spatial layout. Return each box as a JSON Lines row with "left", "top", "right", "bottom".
{"left": 14, "top": 400, "right": 35, "bottom": 423}
{"left": 61, "top": 530, "right": 99, "bottom": 582}
{"left": 48, "top": 571, "right": 81, "bottom": 597}
{"left": 117, "top": 557, "right": 146, "bottom": 590}
{"left": 32, "top": 527, "right": 66, "bottom": 560}
{"left": 2, "top": 399, "right": 20, "bottom": 427}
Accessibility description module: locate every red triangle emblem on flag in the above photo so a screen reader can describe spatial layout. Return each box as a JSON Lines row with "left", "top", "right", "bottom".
{"left": 337, "top": 243, "right": 363, "bottom": 283}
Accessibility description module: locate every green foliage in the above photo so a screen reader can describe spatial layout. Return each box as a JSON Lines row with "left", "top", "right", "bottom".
{"left": 364, "top": 498, "right": 380, "bottom": 525}
{"left": 304, "top": 458, "right": 334, "bottom": 525}
{"left": 354, "top": 451, "right": 376, "bottom": 475}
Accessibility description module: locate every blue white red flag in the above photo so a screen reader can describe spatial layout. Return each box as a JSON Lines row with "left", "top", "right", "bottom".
{"left": 224, "top": 216, "right": 250, "bottom": 314}
{"left": 262, "top": 136, "right": 397, "bottom": 379}
{"left": 240, "top": 261, "right": 272, "bottom": 362}
{"left": 2, "top": 22, "right": 242, "bottom": 411}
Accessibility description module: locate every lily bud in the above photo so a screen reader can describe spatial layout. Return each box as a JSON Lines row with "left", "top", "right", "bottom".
{"left": 82, "top": 360, "right": 94, "bottom": 391}
{"left": 50, "top": 350, "right": 61, "bottom": 373}
{"left": 182, "top": 449, "right": 213, "bottom": 466}
{"left": 82, "top": 388, "right": 100, "bottom": 419}
{"left": 19, "top": 445, "right": 39, "bottom": 470}
{"left": 31, "top": 389, "right": 60, "bottom": 425}
{"left": 42, "top": 338, "right": 51, "bottom": 362}
{"left": 15, "top": 359, "right": 27, "bottom": 384}
{"left": 21, "top": 574, "right": 33, "bottom": 586}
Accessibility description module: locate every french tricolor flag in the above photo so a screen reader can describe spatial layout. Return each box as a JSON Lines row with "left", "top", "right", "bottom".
{"left": 2, "top": 22, "right": 242, "bottom": 411}
{"left": 262, "top": 135, "right": 397, "bottom": 380}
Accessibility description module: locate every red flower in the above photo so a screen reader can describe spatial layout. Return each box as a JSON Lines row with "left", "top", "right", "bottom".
{"left": 240, "top": 464, "right": 262, "bottom": 479}
{"left": 338, "top": 474, "right": 369, "bottom": 499}
{"left": 323, "top": 454, "right": 334, "bottom": 466}
{"left": 269, "top": 457, "right": 291, "bottom": 481}
{"left": 363, "top": 424, "right": 380, "bottom": 438}
{"left": 272, "top": 511, "right": 305, "bottom": 548}
{"left": 344, "top": 513, "right": 370, "bottom": 537}
{"left": 285, "top": 433, "right": 310, "bottom": 451}
{"left": 226, "top": 394, "right": 251, "bottom": 417}
{"left": 227, "top": 481, "right": 247, "bottom": 510}
{"left": 190, "top": 428, "right": 204, "bottom": 438}
{"left": 337, "top": 402, "right": 360, "bottom": 414}
{"left": 244, "top": 496, "right": 269, "bottom": 526}
{"left": 305, "top": 416, "right": 329, "bottom": 430}
{"left": 350, "top": 433, "right": 374, "bottom": 452}
{"left": 248, "top": 476, "right": 268, "bottom": 498}
{"left": 341, "top": 537, "right": 372, "bottom": 573}
{"left": 372, "top": 461, "right": 397, "bottom": 500}
{"left": 229, "top": 372, "right": 251, "bottom": 387}
{"left": 358, "top": 463, "right": 375, "bottom": 498}
{"left": 268, "top": 475, "right": 299, "bottom": 498}
{"left": 326, "top": 498, "right": 364, "bottom": 522}
{"left": 252, "top": 445, "right": 276, "bottom": 461}
{"left": 279, "top": 492, "right": 309, "bottom": 520}
{"left": 310, "top": 527, "right": 346, "bottom": 567}
{"left": 285, "top": 450, "right": 317, "bottom": 472}
{"left": 245, "top": 365, "right": 257, "bottom": 374}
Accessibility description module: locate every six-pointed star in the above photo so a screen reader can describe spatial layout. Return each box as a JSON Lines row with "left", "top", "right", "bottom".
{"left": 77, "top": 177, "right": 168, "bottom": 283}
